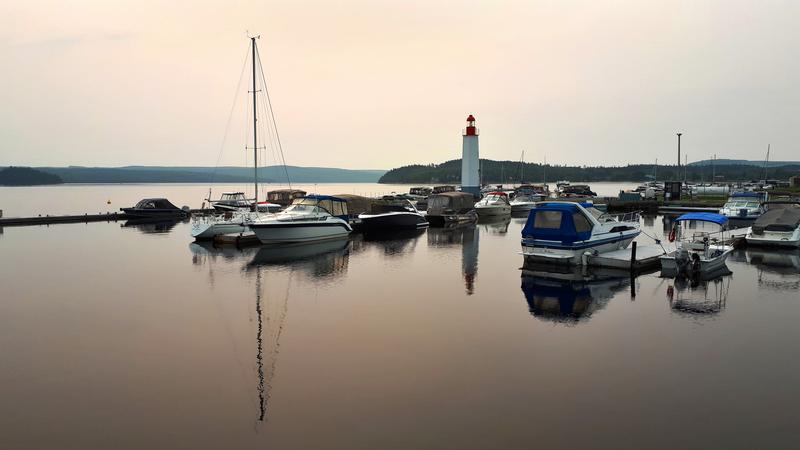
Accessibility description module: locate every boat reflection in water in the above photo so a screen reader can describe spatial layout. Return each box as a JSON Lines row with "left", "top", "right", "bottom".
{"left": 427, "top": 224, "right": 479, "bottom": 294}
{"left": 520, "top": 263, "right": 632, "bottom": 323}
{"left": 353, "top": 228, "right": 426, "bottom": 257}
{"left": 746, "top": 248, "right": 800, "bottom": 291}
{"left": 248, "top": 238, "right": 351, "bottom": 280}
{"left": 122, "top": 217, "right": 187, "bottom": 234}
{"left": 666, "top": 266, "right": 731, "bottom": 317}
{"left": 478, "top": 215, "right": 511, "bottom": 234}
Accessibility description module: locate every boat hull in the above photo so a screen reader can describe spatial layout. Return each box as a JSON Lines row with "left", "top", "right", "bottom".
{"left": 426, "top": 210, "right": 479, "bottom": 227}
{"left": 121, "top": 208, "right": 187, "bottom": 219}
{"left": 475, "top": 205, "right": 511, "bottom": 216}
{"left": 191, "top": 221, "right": 248, "bottom": 240}
{"left": 660, "top": 246, "right": 733, "bottom": 274}
{"left": 745, "top": 228, "right": 800, "bottom": 248}
{"left": 249, "top": 220, "right": 352, "bottom": 244}
{"left": 358, "top": 212, "right": 428, "bottom": 232}
{"left": 521, "top": 231, "right": 640, "bottom": 265}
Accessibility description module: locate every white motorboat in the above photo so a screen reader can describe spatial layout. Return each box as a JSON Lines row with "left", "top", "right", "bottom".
{"left": 745, "top": 201, "right": 800, "bottom": 247}
{"left": 249, "top": 195, "right": 353, "bottom": 244}
{"left": 510, "top": 193, "right": 540, "bottom": 213}
{"left": 661, "top": 213, "right": 733, "bottom": 276}
{"left": 719, "top": 191, "right": 767, "bottom": 220}
{"left": 474, "top": 191, "right": 511, "bottom": 216}
{"left": 191, "top": 211, "right": 254, "bottom": 240}
{"left": 210, "top": 192, "right": 252, "bottom": 212}
{"left": 520, "top": 201, "right": 641, "bottom": 265}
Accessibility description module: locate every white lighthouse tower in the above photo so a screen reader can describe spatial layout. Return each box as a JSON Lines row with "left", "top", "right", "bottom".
{"left": 461, "top": 114, "right": 480, "bottom": 197}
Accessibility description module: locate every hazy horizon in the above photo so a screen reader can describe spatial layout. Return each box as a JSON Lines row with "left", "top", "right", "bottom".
{"left": 2, "top": 0, "right": 798, "bottom": 169}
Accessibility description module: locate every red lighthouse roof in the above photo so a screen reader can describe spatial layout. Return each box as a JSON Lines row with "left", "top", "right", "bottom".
{"left": 466, "top": 114, "right": 475, "bottom": 122}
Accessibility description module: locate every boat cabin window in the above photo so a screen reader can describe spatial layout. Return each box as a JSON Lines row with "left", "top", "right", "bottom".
{"left": 534, "top": 211, "right": 562, "bottom": 229}
{"left": 428, "top": 196, "right": 451, "bottom": 209}
{"left": 572, "top": 212, "right": 593, "bottom": 233}
{"left": 331, "top": 201, "right": 345, "bottom": 217}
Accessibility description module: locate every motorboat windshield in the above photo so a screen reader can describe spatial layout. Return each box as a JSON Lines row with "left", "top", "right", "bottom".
{"left": 286, "top": 195, "right": 349, "bottom": 219}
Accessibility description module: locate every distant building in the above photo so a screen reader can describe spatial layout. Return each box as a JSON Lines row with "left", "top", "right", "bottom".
{"left": 790, "top": 175, "right": 800, "bottom": 187}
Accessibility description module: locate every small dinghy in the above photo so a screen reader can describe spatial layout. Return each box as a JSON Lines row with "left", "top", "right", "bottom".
{"left": 661, "top": 213, "right": 733, "bottom": 276}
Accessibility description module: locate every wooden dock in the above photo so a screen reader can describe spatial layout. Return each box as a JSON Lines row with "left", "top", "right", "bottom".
{"left": 0, "top": 212, "right": 129, "bottom": 226}
{"left": 0, "top": 209, "right": 214, "bottom": 227}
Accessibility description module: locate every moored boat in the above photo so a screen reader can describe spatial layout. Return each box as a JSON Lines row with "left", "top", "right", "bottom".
{"left": 745, "top": 201, "right": 800, "bottom": 247}
{"left": 122, "top": 198, "right": 189, "bottom": 219}
{"left": 661, "top": 213, "right": 733, "bottom": 276}
{"left": 249, "top": 195, "right": 352, "bottom": 244}
{"left": 474, "top": 191, "right": 511, "bottom": 216}
{"left": 719, "top": 191, "right": 768, "bottom": 220}
{"left": 426, "top": 191, "right": 479, "bottom": 227}
{"left": 210, "top": 192, "right": 252, "bottom": 212}
{"left": 358, "top": 198, "right": 428, "bottom": 232}
{"left": 520, "top": 201, "right": 641, "bottom": 265}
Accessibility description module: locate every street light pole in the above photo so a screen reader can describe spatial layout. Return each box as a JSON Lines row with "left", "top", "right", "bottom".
{"left": 677, "top": 133, "right": 682, "bottom": 177}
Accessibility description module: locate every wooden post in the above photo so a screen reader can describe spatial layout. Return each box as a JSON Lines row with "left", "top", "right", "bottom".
{"left": 630, "top": 241, "right": 638, "bottom": 272}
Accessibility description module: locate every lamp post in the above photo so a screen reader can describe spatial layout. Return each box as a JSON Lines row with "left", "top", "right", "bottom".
{"left": 677, "top": 133, "right": 682, "bottom": 177}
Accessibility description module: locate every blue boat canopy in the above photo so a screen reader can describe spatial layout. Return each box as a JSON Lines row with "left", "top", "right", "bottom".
{"left": 675, "top": 212, "right": 728, "bottom": 225}
{"left": 522, "top": 202, "right": 594, "bottom": 244}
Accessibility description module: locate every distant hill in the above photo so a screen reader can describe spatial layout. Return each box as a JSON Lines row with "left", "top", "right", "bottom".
{"left": 689, "top": 159, "right": 800, "bottom": 167}
{"left": 27, "top": 166, "right": 386, "bottom": 184}
{"left": 379, "top": 159, "right": 800, "bottom": 184}
{"left": 0, "top": 167, "right": 63, "bottom": 186}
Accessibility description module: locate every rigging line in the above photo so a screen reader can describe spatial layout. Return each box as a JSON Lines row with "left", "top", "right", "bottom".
{"left": 254, "top": 43, "right": 293, "bottom": 190}
{"left": 208, "top": 42, "right": 251, "bottom": 199}
{"left": 252, "top": 56, "right": 280, "bottom": 190}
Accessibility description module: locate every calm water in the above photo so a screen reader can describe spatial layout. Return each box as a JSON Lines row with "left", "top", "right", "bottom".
{"left": 2, "top": 186, "right": 800, "bottom": 449}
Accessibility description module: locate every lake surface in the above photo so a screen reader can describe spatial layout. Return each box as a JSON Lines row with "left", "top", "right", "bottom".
{"left": 2, "top": 185, "right": 800, "bottom": 449}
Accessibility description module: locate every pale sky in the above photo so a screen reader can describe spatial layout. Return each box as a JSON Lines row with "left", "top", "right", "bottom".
{"left": 2, "top": 0, "right": 798, "bottom": 169}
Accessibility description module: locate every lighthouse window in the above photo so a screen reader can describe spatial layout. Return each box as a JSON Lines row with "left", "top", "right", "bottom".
{"left": 534, "top": 211, "right": 562, "bottom": 229}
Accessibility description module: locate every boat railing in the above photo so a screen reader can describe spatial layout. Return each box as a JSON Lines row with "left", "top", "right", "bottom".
{"left": 599, "top": 210, "right": 642, "bottom": 223}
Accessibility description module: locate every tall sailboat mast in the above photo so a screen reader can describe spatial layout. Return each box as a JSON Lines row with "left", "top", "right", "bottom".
{"left": 252, "top": 37, "right": 259, "bottom": 205}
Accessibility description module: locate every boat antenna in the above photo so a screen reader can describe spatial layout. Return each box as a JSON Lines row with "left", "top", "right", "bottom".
{"left": 763, "top": 144, "right": 770, "bottom": 182}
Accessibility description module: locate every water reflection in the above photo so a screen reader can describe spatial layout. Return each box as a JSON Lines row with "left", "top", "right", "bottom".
{"left": 121, "top": 217, "right": 187, "bottom": 233}
{"left": 520, "top": 264, "right": 632, "bottom": 324}
{"left": 666, "top": 267, "right": 731, "bottom": 316}
{"left": 354, "top": 229, "right": 425, "bottom": 257}
{"left": 746, "top": 248, "right": 800, "bottom": 291}
{"left": 248, "top": 239, "right": 351, "bottom": 280}
{"left": 427, "top": 224, "right": 479, "bottom": 294}
{"left": 250, "top": 267, "right": 290, "bottom": 423}
{"left": 478, "top": 215, "right": 511, "bottom": 234}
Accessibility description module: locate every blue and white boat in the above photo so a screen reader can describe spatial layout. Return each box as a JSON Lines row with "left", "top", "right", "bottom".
{"left": 520, "top": 202, "right": 641, "bottom": 265}
{"left": 718, "top": 191, "right": 768, "bottom": 220}
{"left": 661, "top": 213, "right": 733, "bottom": 275}
{"left": 249, "top": 195, "right": 353, "bottom": 244}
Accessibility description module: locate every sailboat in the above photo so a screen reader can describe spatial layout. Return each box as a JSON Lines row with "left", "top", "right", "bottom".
{"left": 191, "top": 37, "right": 279, "bottom": 240}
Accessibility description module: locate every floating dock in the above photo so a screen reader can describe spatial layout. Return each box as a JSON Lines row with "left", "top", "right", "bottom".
{"left": 586, "top": 243, "right": 666, "bottom": 271}
{"left": 0, "top": 209, "right": 214, "bottom": 227}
